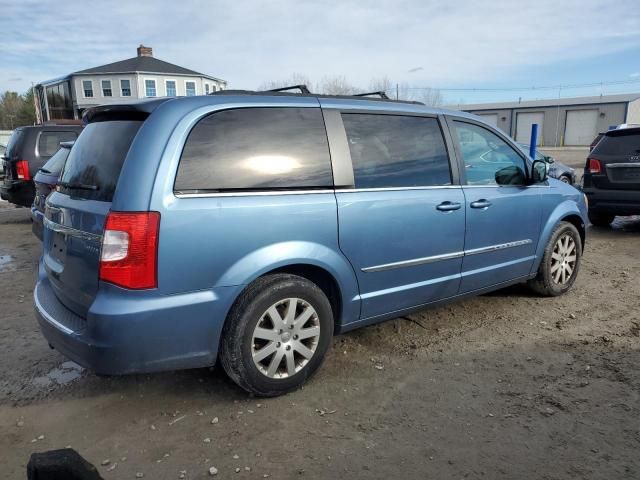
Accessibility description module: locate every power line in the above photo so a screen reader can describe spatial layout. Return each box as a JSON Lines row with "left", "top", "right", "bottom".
{"left": 402, "top": 78, "right": 640, "bottom": 92}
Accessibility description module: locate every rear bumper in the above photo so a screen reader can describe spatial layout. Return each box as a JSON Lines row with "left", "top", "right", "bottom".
{"left": 583, "top": 187, "right": 640, "bottom": 215}
{"left": 34, "top": 260, "right": 241, "bottom": 375}
{"left": 1, "top": 180, "right": 35, "bottom": 207}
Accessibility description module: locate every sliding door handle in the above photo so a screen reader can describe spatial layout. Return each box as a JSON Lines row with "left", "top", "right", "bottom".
{"left": 470, "top": 199, "right": 492, "bottom": 209}
{"left": 436, "top": 201, "right": 462, "bottom": 212}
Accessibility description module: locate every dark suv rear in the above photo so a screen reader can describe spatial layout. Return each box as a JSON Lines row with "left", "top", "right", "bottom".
{"left": 583, "top": 126, "right": 640, "bottom": 226}
{"left": 1, "top": 125, "right": 81, "bottom": 207}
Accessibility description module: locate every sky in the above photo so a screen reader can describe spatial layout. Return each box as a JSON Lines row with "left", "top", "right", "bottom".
{"left": 1, "top": 0, "right": 639, "bottom": 104}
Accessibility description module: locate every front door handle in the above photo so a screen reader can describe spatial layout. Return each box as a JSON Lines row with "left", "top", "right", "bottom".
{"left": 436, "top": 201, "right": 462, "bottom": 212}
{"left": 470, "top": 199, "right": 492, "bottom": 209}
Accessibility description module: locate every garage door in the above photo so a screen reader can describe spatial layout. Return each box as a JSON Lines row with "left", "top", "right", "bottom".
{"left": 477, "top": 113, "right": 498, "bottom": 127}
{"left": 564, "top": 109, "right": 598, "bottom": 146}
{"left": 516, "top": 112, "right": 544, "bottom": 145}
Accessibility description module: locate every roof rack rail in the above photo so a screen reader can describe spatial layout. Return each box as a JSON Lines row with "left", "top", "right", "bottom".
{"left": 267, "top": 85, "right": 311, "bottom": 94}
{"left": 353, "top": 91, "right": 390, "bottom": 99}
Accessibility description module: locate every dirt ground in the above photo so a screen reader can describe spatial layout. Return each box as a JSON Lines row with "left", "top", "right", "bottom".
{"left": 1, "top": 168, "right": 639, "bottom": 479}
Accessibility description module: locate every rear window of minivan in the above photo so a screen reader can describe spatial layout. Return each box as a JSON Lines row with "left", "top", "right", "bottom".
{"left": 58, "top": 121, "right": 142, "bottom": 201}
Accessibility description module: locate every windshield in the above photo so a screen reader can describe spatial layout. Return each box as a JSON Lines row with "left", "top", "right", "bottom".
{"left": 59, "top": 120, "right": 142, "bottom": 201}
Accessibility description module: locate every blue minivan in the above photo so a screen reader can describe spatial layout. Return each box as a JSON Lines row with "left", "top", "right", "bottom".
{"left": 34, "top": 90, "right": 587, "bottom": 396}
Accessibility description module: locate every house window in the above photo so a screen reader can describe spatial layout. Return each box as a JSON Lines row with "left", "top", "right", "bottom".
{"left": 166, "top": 80, "right": 177, "bottom": 97}
{"left": 82, "top": 80, "right": 93, "bottom": 98}
{"left": 185, "top": 81, "right": 196, "bottom": 96}
{"left": 120, "top": 79, "right": 131, "bottom": 97}
{"left": 145, "top": 79, "right": 156, "bottom": 97}
{"left": 101, "top": 80, "right": 112, "bottom": 97}
{"left": 205, "top": 83, "right": 210, "bottom": 94}
{"left": 211, "top": 84, "right": 217, "bottom": 92}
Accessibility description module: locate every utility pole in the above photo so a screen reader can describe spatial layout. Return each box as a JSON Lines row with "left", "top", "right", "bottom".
{"left": 396, "top": 83, "right": 399, "bottom": 100}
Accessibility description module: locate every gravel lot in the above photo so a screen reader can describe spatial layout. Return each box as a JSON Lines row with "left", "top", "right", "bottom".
{"left": 1, "top": 152, "right": 639, "bottom": 479}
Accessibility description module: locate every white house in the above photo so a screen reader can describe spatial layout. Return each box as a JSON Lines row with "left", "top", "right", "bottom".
{"left": 36, "top": 45, "right": 227, "bottom": 121}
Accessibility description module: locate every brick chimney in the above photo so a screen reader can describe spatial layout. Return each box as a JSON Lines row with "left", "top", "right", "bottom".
{"left": 137, "top": 44, "right": 153, "bottom": 57}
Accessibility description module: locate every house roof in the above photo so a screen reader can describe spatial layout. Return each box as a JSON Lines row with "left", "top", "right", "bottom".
{"left": 71, "top": 55, "right": 225, "bottom": 83}
{"left": 446, "top": 92, "right": 640, "bottom": 111}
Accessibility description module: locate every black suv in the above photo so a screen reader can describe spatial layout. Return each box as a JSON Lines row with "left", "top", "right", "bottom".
{"left": 1, "top": 125, "right": 81, "bottom": 207}
{"left": 583, "top": 126, "right": 640, "bottom": 226}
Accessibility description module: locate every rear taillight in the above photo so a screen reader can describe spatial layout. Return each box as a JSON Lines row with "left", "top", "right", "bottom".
{"left": 99, "top": 211, "right": 160, "bottom": 289}
{"left": 587, "top": 158, "right": 602, "bottom": 174}
{"left": 16, "top": 160, "right": 30, "bottom": 180}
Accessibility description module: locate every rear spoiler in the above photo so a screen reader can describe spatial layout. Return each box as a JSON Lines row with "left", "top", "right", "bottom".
{"left": 83, "top": 98, "right": 171, "bottom": 124}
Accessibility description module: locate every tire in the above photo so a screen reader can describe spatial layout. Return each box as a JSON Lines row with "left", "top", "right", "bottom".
{"left": 559, "top": 175, "right": 571, "bottom": 184}
{"left": 219, "top": 274, "right": 334, "bottom": 397}
{"left": 588, "top": 209, "right": 615, "bottom": 227}
{"left": 528, "top": 221, "right": 582, "bottom": 297}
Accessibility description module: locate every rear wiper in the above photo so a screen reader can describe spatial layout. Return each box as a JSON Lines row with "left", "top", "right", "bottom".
{"left": 58, "top": 181, "right": 99, "bottom": 191}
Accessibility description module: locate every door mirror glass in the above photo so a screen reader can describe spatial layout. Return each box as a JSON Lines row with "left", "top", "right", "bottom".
{"left": 531, "top": 160, "right": 548, "bottom": 183}
{"left": 495, "top": 165, "right": 526, "bottom": 185}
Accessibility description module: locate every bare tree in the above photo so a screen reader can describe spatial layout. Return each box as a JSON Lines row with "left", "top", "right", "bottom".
{"left": 394, "top": 82, "right": 443, "bottom": 106}
{"left": 368, "top": 76, "right": 394, "bottom": 97}
{"left": 256, "top": 74, "right": 443, "bottom": 105}
{"left": 317, "top": 75, "right": 358, "bottom": 95}
{"left": 415, "top": 87, "right": 443, "bottom": 107}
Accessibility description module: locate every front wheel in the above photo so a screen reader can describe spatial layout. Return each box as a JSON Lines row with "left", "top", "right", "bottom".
{"left": 528, "top": 221, "right": 582, "bottom": 296}
{"left": 559, "top": 175, "right": 571, "bottom": 184}
{"left": 219, "top": 274, "right": 334, "bottom": 397}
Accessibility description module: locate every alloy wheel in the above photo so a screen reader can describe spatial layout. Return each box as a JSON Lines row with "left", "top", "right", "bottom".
{"left": 251, "top": 298, "right": 321, "bottom": 379}
{"left": 550, "top": 234, "right": 577, "bottom": 285}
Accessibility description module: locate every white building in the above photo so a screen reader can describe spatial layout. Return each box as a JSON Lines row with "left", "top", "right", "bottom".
{"left": 36, "top": 45, "right": 227, "bottom": 121}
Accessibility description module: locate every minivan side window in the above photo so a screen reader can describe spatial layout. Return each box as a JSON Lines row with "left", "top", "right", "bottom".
{"left": 175, "top": 108, "right": 333, "bottom": 192}
{"left": 38, "top": 131, "right": 77, "bottom": 157}
{"left": 453, "top": 121, "right": 527, "bottom": 186}
{"left": 341, "top": 114, "right": 452, "bottom": 188}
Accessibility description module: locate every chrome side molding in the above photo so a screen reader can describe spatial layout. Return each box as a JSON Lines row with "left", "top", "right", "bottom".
{"left": 362, "top": 239, "right": 533, "bottom": 272}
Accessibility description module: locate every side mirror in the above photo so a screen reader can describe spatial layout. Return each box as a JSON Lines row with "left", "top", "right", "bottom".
{"left": 531, "top": 160, "right": 548, "bottom": 183}
{"left": 495, "top": 165, "right": 526, "bottom": 185}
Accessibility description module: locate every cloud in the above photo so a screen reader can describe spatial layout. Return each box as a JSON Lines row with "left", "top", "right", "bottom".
{"left": 1, "top": 0, "right": 639, "bottom": 93}
{"left": 631, "top": 72, "right": 640, "bottom": 77}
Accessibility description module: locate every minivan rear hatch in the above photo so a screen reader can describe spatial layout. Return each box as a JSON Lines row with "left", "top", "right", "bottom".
{"left": 43, "top": 119, "right": 144, "bottom": 317}
{"left": 590, "top": 128, "right": 640, "bottom": 190}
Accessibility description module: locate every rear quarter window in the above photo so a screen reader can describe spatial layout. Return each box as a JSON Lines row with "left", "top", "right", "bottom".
{"left": 59, "top": 121, "right": 142, "bottom": 201}
{"left": 175, "top": 107, "right": 333, "bottom": 192}
{"left": 38, "top": 131, "right": 78, "bottom": 157}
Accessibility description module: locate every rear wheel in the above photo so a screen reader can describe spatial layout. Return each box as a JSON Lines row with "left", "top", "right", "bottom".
{"left": 528, "top": 221, "right": 582, "bottom": 296}
{"left": 588, "top": 209, "right": 615, "bottom": 227}
{"left": 219, "top": 274, "right": 333, "bottom": 396}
